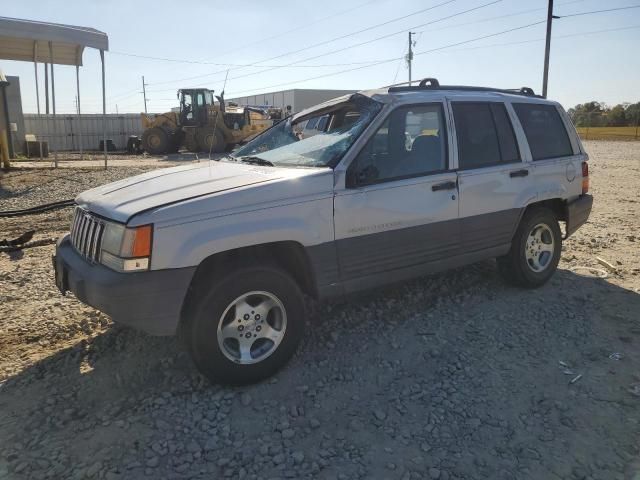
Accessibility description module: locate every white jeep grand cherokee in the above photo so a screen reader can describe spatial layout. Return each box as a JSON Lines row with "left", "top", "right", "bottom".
{"left": 54, "top": 78, "right": 592, "bottom": 384}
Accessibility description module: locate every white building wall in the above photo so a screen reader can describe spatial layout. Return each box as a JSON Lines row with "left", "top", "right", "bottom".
{"left": 23, "top": 113, "right": 143, "bottom": 151}
{"left": 227, "top": 89, "right": 355, "bottom": 114}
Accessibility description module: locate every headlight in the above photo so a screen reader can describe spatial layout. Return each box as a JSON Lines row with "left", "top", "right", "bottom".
{"left": 100, "top": 223, "right": 153, "bottom": 272}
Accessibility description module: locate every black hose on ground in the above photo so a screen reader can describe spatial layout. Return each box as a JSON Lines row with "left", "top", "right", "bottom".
{"left": 0, "top": 237, "right": 58, "bottom": 253}
{"left": 0, "top": 199, "right": 74, "bottom": 218}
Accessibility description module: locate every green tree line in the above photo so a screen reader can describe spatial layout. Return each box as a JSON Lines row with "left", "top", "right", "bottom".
{"left": 568, "top": 101, "right": 640, "bottom": 127}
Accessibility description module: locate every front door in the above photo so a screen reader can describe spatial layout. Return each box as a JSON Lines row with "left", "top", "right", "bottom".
{"left": 334, "top": 103, "right": 459, "bottom": 292}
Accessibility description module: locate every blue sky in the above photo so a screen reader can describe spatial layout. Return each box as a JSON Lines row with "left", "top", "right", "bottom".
{"left": 1, "top": 0, "right": 639, "bottom": 114}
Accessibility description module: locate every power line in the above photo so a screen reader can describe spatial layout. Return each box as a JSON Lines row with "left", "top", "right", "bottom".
{"left": 99, "top": 1, "right": 638, "bottom": 107}
{"left": 426, "top": 23, "right": 640, "bottom": 53}
{"left": 108, "top": 0, "right": 384, "bottom": 68}
{"left": 109, "top": 52, "right": 384, "bottom": 68}
{"left": 107, "top": 0, "right": 584, "bottom": 70}
{"left": 217, "top": 1, "right": 639, "bottom": 93}
{"left": 132, "top": 0, "right": 588, "bottom": 94}
{"left": 146, "top": 0, "right": 500, "bottom": 93}
{"left": 31, "top": 21, "right": 638, "bottom": 115}
{"left": 145, "top": 0, "right": 465, "bottom": 88}
{"left": 212, "top": 0, "right": 384, "bottom": 59}
{"left": 225, "top": 19, "right": 546, "bottom": 97}
{"left": 556, "top": 4, "right": 640, "bottom": 18}
{"left": 414, "top": 0, "right": 587, "bottom": 34}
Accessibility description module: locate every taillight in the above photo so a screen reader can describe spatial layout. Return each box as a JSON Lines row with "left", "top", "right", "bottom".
{"left": 581, "top": 161, "right": 589, "bottom": 194}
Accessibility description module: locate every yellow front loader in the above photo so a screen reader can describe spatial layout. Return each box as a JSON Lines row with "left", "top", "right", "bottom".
{"left": 141, "top": 89, "right": 277, "bottom": 155}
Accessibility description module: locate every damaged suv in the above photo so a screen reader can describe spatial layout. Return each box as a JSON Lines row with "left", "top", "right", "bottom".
{"left": 53, "top": 78, "right": 592, "bottom": 384}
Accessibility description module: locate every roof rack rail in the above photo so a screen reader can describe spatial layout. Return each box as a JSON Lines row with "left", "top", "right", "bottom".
{"left": 387, "top": 77, "right": 541, "bottom": 97}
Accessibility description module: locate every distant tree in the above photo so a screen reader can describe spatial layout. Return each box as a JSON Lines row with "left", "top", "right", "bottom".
{"left": 568, "top": 102, "right": 607, "bottom": 127}
{"left": 569, "top": 101, "right": 640, "bottom": 128}
{"left": 625, "top": 102, "right": 640, "bottom": 126}
{"left": 606, "top": 105, "right": 627, "bottom": 126}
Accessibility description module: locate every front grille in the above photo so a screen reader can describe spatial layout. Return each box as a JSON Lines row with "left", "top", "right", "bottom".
{"left": 70, "top": 207, "right": 105, "bottom": 263}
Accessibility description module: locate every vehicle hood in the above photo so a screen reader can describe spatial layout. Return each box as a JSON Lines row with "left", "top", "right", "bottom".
{"left": 76, "top": 161, "right": 333, "bottom": 223}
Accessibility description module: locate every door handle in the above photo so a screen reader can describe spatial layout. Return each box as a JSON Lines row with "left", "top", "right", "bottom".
{"left": 510, "top": 169, "right": 529, "bottom": 178}
{"left": 432, "top": 181, "right": 457, "bottom": 191}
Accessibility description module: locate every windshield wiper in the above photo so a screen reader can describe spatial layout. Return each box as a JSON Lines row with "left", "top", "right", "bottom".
{"left": 240, "top": 156, "right": 274, "bottom": 166}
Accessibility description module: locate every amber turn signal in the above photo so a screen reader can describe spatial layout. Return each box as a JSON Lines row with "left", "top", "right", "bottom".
{"left": 131, "top": 225, "right": 152, "bottom": 257}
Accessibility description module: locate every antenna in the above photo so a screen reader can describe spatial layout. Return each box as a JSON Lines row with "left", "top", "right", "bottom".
{"left": 208, "top": 69, "right": 230, "bottom": 161}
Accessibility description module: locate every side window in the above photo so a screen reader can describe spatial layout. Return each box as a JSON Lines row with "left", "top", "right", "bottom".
{"left": 351, "top": 104, "right": 447, "bottom": 186}
{"left": 317, "top": 115, "right": 329, "bottom": 131}
{"left": 490, "top": 104, "right": 520, "bottom": 163}
{"left": 452, "top": 102, "right": 520, "bottom": 169}
{"left": 305, "top": 117, "right": 319, "bottom": 130}
{"left": 513, "top": 103, "right": 573, "bottom": 160}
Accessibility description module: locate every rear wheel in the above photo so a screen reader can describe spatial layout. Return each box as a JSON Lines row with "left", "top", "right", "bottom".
{"left": 181, "top": 265, "right": 305, "bottom": 385}
{"left": 497, "top": 208, "right": 562, "bottom": 288}
{"left": 141, "top": 127, "right": 169, "bottom": 155}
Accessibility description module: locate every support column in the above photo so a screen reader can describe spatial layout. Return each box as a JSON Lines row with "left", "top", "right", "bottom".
{"left": 33, "top": 41, "right": 43, "bottom": 161}
{"left": 100, "top": 49, "right": 107, "bottom": 169}
{"left": 33, "top": 42, "right": 40, "bottom": 115}
{"left": 44, "top": 62, "right": 49, "bottom": 114}
{"left": 76, "top": 63, "right": 83, "bottom": 160}
{"left": 49, "top": 41, "right": 58, "bottom": 167}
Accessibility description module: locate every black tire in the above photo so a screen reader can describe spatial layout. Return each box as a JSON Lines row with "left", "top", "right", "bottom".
{"left": 141, "top": 127, "right": 169, "bottom": 155}
{"left": 197, "top": 129, "right": 225, "bottom": 154}
{"left": 497, "top": 207, "right": 562, "bottom": 288}
{"left": 181, "top": 265, "right": 305, "bottom": 385}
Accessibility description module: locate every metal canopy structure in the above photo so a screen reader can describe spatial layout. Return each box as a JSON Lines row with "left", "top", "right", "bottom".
{"left": 0, "top": 16, "right": 109, "bottom": 167}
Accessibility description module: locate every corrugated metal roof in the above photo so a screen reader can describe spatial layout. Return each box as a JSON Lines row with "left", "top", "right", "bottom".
{"left": 0, "top": 16, "right": 108, "bottom": 66}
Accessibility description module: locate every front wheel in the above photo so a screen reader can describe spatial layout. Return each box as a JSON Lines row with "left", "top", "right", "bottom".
{"left": 181, "top": 265, "right": 305, "bottom": 385}
{"left": 497, "top": 208, "right": 562, "bottom": 288}
{"left": 141, "top": 127, "right": 169, "bottom": 155}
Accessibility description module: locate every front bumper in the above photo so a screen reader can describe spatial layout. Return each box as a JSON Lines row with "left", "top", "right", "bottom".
{"left": 565, "top": 194, "right": 593, "bottom": 238}
{"left": 53, "top": 235, "right": 196, "bottom": 336}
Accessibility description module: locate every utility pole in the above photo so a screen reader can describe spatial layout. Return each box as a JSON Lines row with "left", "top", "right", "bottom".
{"left": 542, "top": 0, "right": 558, "bottom": 98}
{"left": 406, "top": 32, "right": 415, "bottom": 86}
{"left": 142, "top": 75, "right": 148, "bottom": 113}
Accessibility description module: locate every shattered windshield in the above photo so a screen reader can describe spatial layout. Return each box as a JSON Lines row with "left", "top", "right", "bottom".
{"left": 233, "top": 94, "right": 382, "bottom": 168}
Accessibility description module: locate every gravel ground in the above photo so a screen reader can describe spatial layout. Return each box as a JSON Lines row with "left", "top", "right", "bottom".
{"left": 0, "top": 141, "right": 639, "bottom": 480}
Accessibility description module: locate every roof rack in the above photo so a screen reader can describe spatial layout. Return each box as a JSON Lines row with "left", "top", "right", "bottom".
{"left": 387, "top": 77, "right": 541, "bottom": 98}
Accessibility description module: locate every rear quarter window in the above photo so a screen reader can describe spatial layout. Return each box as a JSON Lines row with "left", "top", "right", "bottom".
{"left": 513, "top": 103, "right": 573, "bottom": 160}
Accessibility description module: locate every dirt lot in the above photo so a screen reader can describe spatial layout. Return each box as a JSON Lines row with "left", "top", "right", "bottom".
{"left": 0, "top": 141, "right": 639, "bottom": 480}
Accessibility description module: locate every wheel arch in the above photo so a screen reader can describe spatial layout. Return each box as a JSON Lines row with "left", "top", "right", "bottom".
{"left": 512, "top": 198, "right": 567, "bottom": 237}
{"left": 523, "top": 198, "right": 567, "bottom": 222}
{"left": 180, "top": 241, "right": 318, "bottom": 323}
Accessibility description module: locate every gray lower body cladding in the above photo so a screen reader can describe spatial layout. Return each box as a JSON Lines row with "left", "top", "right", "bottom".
{"left": 54, "top": 235, "right": 195, "bottom": 336}
{"left": 309, "top": 209, "right": 520, "bottom": 297}
{"left": 565, "top": 194, "right": 593, "bottom": 238}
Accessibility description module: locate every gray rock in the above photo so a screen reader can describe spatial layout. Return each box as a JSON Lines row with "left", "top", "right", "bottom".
{"left": 292, "top": 451, "right": 305, "bottom": 464}
{"left": 374, "top": 409, "right": 387, "bottom": 421}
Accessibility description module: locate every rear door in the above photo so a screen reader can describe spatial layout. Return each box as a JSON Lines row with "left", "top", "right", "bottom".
{"left": 511, "top": 102, "right": 584, "bottom": 202}
{"left": 333, "top": 103, "right": 459, "bottom": 291}
{"left": 451, "top": 100, "right": 534, "bottom": 254}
